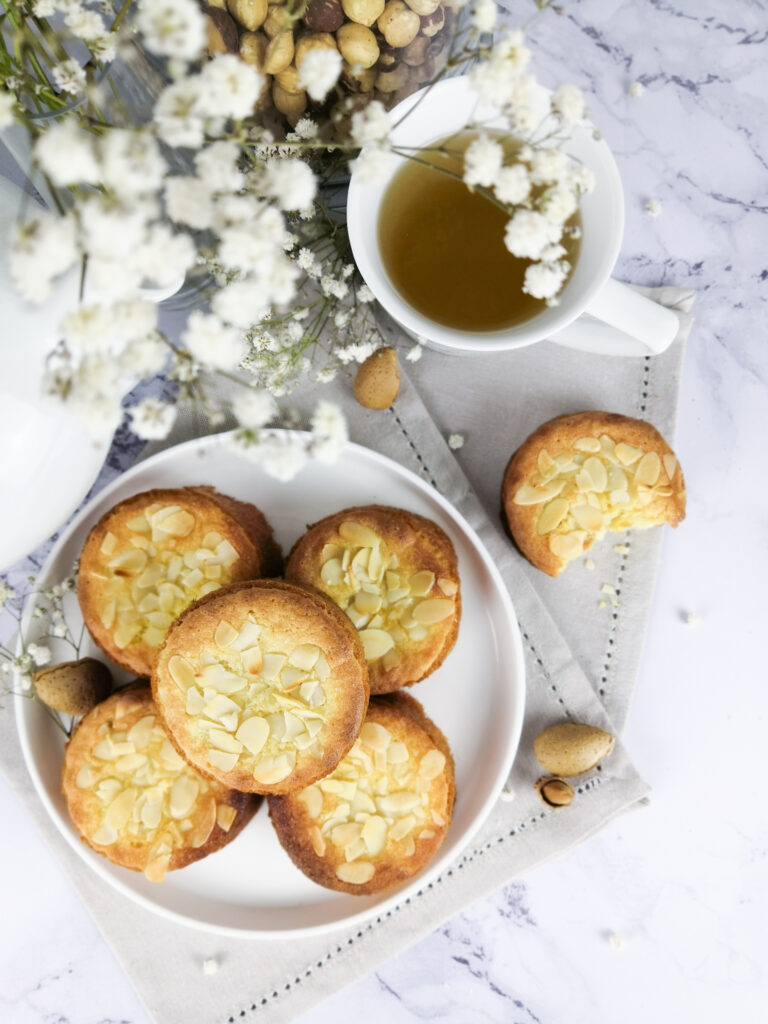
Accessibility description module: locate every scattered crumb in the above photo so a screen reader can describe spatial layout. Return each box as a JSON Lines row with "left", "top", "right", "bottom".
{"left": 608, "top": 933, "right": 626, "bottom": 951}
{"left": 448, "top": 433, "right": 465, "bottom": 451}
{"left": 613, "top": 544, "right": 630, "bottom": 555}
{"left": 405, "top": 343, "right": 423, "bottom": 362}
{"left": 598, "top": 600, "right": 607, "bottom": 609}
{"left": 500, "top": 783, "right": 516, "bottom": 802}
{"left": 683, "top": 611, "right": 700, "bottom": 627}
{"left": 584, "top": 558, "right": 595, "bottom": 571}
{"left": 628, "top": 81, "right": 644, "bottom": 98}
{"left": 645, "top": 199, "right": 662, "bottom": 218}
{"left": 601, "top": 583, "right": 615, "bottom": 595}
{"left": 203, "top": 958, "right": 220, "bottom": 976}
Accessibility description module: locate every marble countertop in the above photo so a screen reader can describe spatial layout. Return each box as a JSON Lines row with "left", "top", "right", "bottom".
{"left": 2, "top": 0, "right": 767, "bottom": 1021}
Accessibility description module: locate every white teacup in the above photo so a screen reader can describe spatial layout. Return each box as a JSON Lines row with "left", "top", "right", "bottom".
{"left": 347, "top": 76, "right": 679, "bottom": 357}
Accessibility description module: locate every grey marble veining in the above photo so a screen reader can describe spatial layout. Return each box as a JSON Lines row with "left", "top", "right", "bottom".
{"left": 2, "top": 0, "right": 768, "bottom": 1022}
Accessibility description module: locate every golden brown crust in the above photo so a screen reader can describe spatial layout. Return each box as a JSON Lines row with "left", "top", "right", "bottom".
{"left": 152, "top": 579, "right": 370, "bottom": 795}
{"left": 501, "top": 412, "right": 687, "bottom": 577}
{"left": 78, "top": 487, "right": 283, "bottom": 677}
{"left": 62, "top": 686, "right": 258, "bottom": 881}
{"left": 285, "top": 505, "right": 461, "bottom": 694}
{"left": 268, "top": 694, "right": 455, "bottom": 895}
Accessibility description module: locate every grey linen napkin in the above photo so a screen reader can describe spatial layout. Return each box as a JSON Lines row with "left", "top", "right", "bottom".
{"left": 0, "top": 287, "right": 693, "bottom": 1024}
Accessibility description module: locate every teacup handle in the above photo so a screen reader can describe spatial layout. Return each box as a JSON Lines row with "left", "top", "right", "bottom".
{"left": 549, "top": 278, "right": 680, "bottom": 357}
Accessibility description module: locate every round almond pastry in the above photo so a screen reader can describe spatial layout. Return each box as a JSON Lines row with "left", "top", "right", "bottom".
{"left": 502, "top": 411, "right": 687, "bottom": 577}
{"left": 285, "top": 505, "right": 461, "bottom": 694}
{"left": 152, "top": 580, "right": 369, "bottom": 794}
{"left": 78, "top": 487, "right": 283, "bottom": 677}
{"left": 268, "top": 693, "right": 455, "bottom": 895}
{"left": 62, "top": 687, "right": 257, "bottom": 883}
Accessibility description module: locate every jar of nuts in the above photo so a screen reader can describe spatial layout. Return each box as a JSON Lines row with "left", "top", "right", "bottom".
{"left": 203, "top": 0, "right": 456, "bottom": 127}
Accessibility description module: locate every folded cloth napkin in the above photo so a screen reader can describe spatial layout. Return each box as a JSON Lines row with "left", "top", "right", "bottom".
{"left": 0, "top": 286, "right": 694, "bottom": 1024}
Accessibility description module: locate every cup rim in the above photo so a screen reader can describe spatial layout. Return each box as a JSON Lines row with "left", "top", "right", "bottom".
{"left": 347, "top": 75, "right": 625, "bottom": 354}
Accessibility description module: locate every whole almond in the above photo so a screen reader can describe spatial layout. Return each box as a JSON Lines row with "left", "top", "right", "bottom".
{"left": 533, "top": 722, "right": 615, "bottom": 777}
{"left": 34, "top": 658, "right": 113, "bottom": 717}
{"left": 353, "top": 346, "right": 400, "bottom": 410}
{"left": 534, "top": 776, "right": 574, "bottom": 808}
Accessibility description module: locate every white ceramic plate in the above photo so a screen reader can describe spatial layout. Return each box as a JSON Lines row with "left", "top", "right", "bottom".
{"left": 15, "top": 432, "right": 525, "bottom": 938}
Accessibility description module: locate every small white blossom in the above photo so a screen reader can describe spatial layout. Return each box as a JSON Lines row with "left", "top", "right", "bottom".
{"left": 213, "top": 278, "right": 272, "bottom": 329}
{"left": 551, "top": 83, "right": 586, "bottom": 125}
{"left": 27, "top": 642, "right": 52, "bottom": 666}
{"left": 79, "top": 194, "right": 154, "bottom": 259}
{"left": 69, "top": 391, "right": 124, "bottom": 443}
{"left": 315, "top": 367, "right": 337, "bottom": 383}
{"left": 0, "top": 90, "right": 15, "bottom": 130}
{"left": 293, "top": 117, "right": 318, "bottom": 139}
{"left": 472, "top": 0, "right": 497, "bottom": 33}
{"left": 357, "top": 284, "right": 375, "bottom": 303}
{"left": 645, "top": 198, "right": 662, "bottom": 217}
{"left": 10, "top": 212, "right": 78, "bottom": 303}
{"left": 350, "top": 101, "right": 391, "bottom": 147}
{"left": 232, "top": 432, "right": 308, "bottom": 481}
{"left": 262, "top": 158, "right": 316, "bottom": 211}
{"left": 494, "top": 164, "right": 530, "bottom": 205}
{"left": 129, "top": 398, "right": 177, "bottom": 440}
{"left": 539, "top": 182, "right": 578, "bottom": 225}
{"left": 183, "top": 311, "right": 248, "bottom": 370}
{"left": 528, "top": 148, "right": 569, "bottom": 185}
{"left": 32, "top": 0, "right": 56, "bottom": 14}
{"left": 298, "top": 48, "right": 342, "bottom": 102}
{"left": 137, "top": 0, "right": 206, "bottom": 61}
{"left": 232, "top": 389, "right": 277, "bottom": 430}
{"left": 448, "top": 433, "right": 464, "bottom": 450}
{"left": 628, "top": 81, "right": 644, "bottom": 98}
{"left": 335, "top": 340, "right": 376, "bottom": 364}
{"left": 135, "top": 223, "right": 196, "bottom": 288}
{"left": 405, "top": 344, "right": 423, "bottom": 362}
{"left": 195, "top": 141, "right": 244, "bottom": 192}
{"left": 199, "top": 55, "right": 264, "bottom": 120}
{"left": 504, "top": 209, "right": 561, "bottom": 260}
{"left": 349, "top": 146, "right": 397, "bottom": 183}
{"left": 523, "top": 260, "right": 568, "bottom": 301}
{"left": 53, "top": 59, "right": 86, "bottom": 95}
{"left": 310, "top": 400, "right": 347, "bottom": 463}
{"left": 61, "top": 304, "right": 114, "bottom": 354}
{"left": 154, "top": 78, "right": 207, "bottom": 149}
{"left": 65, "top": 8, "right": 106, "bottom": 40}
{"left": 165, "top": 176, "right": 214, "bottom": 229}
{"left": 119, "top": 334, "right": 168, "bottom": 378}
{"left": 100, "top": 130, "right": 165, "bottom": 198}
{"left": 202, "top": 958, "right": 219, "bottom": 976}
{"left": 463, "top": 134, "right": 503, "bottom": 188}
{"left": 91, "top": 35, "right": 117, "bottom": 64}
{"left": 34, "top": 121, "right": 100, "bottom": 187}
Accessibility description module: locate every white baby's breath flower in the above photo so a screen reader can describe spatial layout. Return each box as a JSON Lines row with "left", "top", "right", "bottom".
{"left": 645, "top": 198, "right": 662, "bottom": 217}
{"left": 551, "top": 83, "right": 586, "bottom": 125}
{"left": 35, "top": 121, "right": 102, "bottom": 189}
{"left": 111, "top": 300, "right": 158, "bottom": 345}
{"left": 91, "top": 35, "right": 117, "bottom": 64}
{"left": 357, "top": 284, "right": 375, "bottom": 303}
{"left": 53, "top": 59, "right": 86, "bottom": 95}
{"left": 491, "top": 30, "right": 530, "bottom": 71}
{"left": 310, "top": 400, "right": 347, "bottom": 463}
{"left": 84, "top": 255, "right": 143, "bottom": 299}
{"left": 231, "top": 431, "right": 308, "bottom": 481}
{"left": 494, "top": 164, "right": 530, "bottom": 205}
{"left": 463, "top": 134, "right": 503, "bottom": 188}
{"left": 405, "top": 344, "right": 423, "bottom": 362}
{"left": 61, "top": 304, "right": 114, "bottom": 354}
{"left": 349, "top": 146, "right": 397, "bottom": 183}
{"left": 10, "top": 212, "right": 78, "bottom": 303}
{"left": 0, "top": 580, "right": 13, "bottom": 608}
{"left": 135, "top": 223, "right": 196, "bottom": 288}
{"left": 0, "top": 90, "right": 15, "bottom": 130}
{"left": 628, "top": 81, "right": 644, "bottom": 98}
{"left": 232, "top": 389, "right": 277, "bottom": 429}
{"left": 198, "top": 55, "right": 264, "bottom": 120}
{"left": 335, "top": 340, "right": 376, "bottom": 364}
{"left": 68, "top": 390, "right": 124, "bottom": 443}
{"left": 195, "top": 141, "right": 244, "bottom": 192}
{"left": 448, "top": 433, "right": 464, "bottom": 450}
{"left": 119, "top": 334, "right": 168, "bottom": 378}
{"left": 154, "top": 78, "right": 207, "bottom": 148}
{"left": 350, "top": 101, "right": 391, "bottom": 146}
{"left": 504, "top": 209, "right": 561, "bottom": 260}
{"left": 528, "top": 147, "right": 568, "bottom": 185}
{"left": 261, "top": 158, "right": 316, "bottom": 211}
{"left": 32, "top": 0, "right": 56, "bottom": 15}
{"left": 100, "top": 130, "right": 165, "bottom": 198}
{"left": 523, "top": 260, "right": 568, "bottom": 301}
{"left": 129, "top": 398, "right": 177, "bottom": 440}
{"left": 65, "top": 8, "right": 106, "bottom": 40}
{"left": 315, "top": 367, "right": 337, "bottom": 383}
{"left": 165, "top": 176, "right": 214, "bottom": 229}
{"left": 293, "top": 117, "right": 318, "bottom": 139}
{"left": 182, "top": 310, "right": 248, "bottom": 370}
{"left": 79, "top": 194, "right": 154, "bottom": 259}
{"left": 213, "top": 278, "right": 271, "bottom": 329}
{"left": 27, "top": 641, "right": 51, "bottom": 666}
{"left": 137, "top": 0, "right": 206, "bottom": 61}
{"left": 472, "top": 0, "right": 497, "bottom": 33}
{"left": 298, "top": 48, "right": 342, "bottom": 102}
{"left": 539, "top": 182, "right": 578, "bottom": 224}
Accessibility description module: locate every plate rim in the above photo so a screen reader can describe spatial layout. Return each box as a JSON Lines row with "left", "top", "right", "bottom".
{"left": 15, "top": 430, "right": 526, "bottom": 939}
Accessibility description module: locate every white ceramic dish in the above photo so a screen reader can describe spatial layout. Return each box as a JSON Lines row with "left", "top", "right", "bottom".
{"left": 15, "top": 432, "right": 525, "bottom": 938}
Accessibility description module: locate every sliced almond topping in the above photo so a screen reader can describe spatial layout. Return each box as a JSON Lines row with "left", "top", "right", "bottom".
{"left": 571, "top": 504, "right": 605, "bottom": 532}
{"left": 331, "top": 822, "right": 363, "bottom": 848}
{"left": 378, "top": 791, "right": 420, "bottom": 814}
{"left": 214, "top": 539, "right": 239, "bottom": 568}
{"left": 113, "top": 620, "right": 141, "bottom": 649}
{"left": 409, "top": 570, "right": 435, "bottom": 597}
{"left": 320, "top": 557, "right": 344, "bottom": 586}
{"left": 188, "top": 796, "right": 217, "bottom": 847}
{"left": 207, "top": 749, "right": 239, "bottom": 773}
{"left": 159, "top": 739, "right": 185, "bottom": 770}
{"left": 419, "top": 748, "right": 446, "bottom": 780}
{"left": 100, "top": 532, "right": 117, "bottom": 556}
{"left": 355, "top": 590, "right": 382, "bottom": 615}
{"left": 338, "top": 521, "right": 380, "bottom": 546}
{"left": 241, "top": 647, "right": 263, "bottom": 675}
{"left": 584, "top": 456, "right": 608, "bottom": 492}
{"left": 437, "top": 577, "right": 458, "bottom": 597}
{"left": 320, "top": 778, "right": 358, "bottom": 799}
{"left": 573, "top": 437, "right": 602, "bottom": 453}
{"left": 413, "top": 598, "right": 454, "bottom": 625}
{"left": 513, "top": 480, "right": 566, "bottom": 506}
{"left": 169, "top": 776, "right": 199, "bottom": 818}
{"left": 126, "top": 515, "right": 150, "bottom": 533}
{"left": 229, "top": 620, "right": 262, "bottom": 652}
{"left": 537, "top": 497, "right": 570, "bottom": 535}
{"left": 615, "top": 442, "right": 643, "bottom": 466}
{"left": 388, "top": 814, "right": 417, "bottom": 841}
{"left": 359, "top": 628, "right": 394, "bottom": 660}
{"left": 76, "top": 765, "right": 98, "bottom": 789}
{"left": 168, "top": 655, "right": 196, "bottom": 691}
{"left": 289, "top": 644, "right": 320, "bottom": 671}
{"left": 141, "top": 799, "right": 163, "bottom": 829}
{"left": 402, "top": 836, "right": 416, "bottom": 857}
{"left": 115, "top": 752, "right": 148, "bottom": 773}
{"left": 216, "top": 804, "right": 237, "bottom": 832}
{"left": 204, "top": 693, "right": 240, "bottom": 722}
{"left": 299, "top": 785, "right": 323, "bottom": 820}
{"left": 382, "top": 649, "right": 402, "bottom": 670}
{"left": 310, "top": 825, "right": 326, "bottom": 857}
{"left": 252, "top": 753, "right": 294, "bottom": 785}
{"left": 236, "top": 716, "right": 270, "bottom": 756}
{"left": 550, "top": 532, "right": 588, "bottom": 561}
{"left": 663, "top": 454, "right": 677, "bottom": 479}
{"left": 261, "top": 652, "right": 286, "bottom": 679}
{"left": 360, "top": 721, "right": 392, "bottom": 752}
{"left": 108, "top": 548, "right": 148, "bottom": 574}
{"left": 105, "top": 787, "right": 137, "bottom": 830}
{"left": 203, "top": 531, "right": 223, "bottom": 549}
{"left": 387, "top": 741, "right": 410, "bottom": 764}
{"left": 100, "top": 600, "right": 117, "bottom": 630}
{"left": 635, "top": 451, "right": 661, "bottom": 486}
{"left": 208, "top": 729, "right": 243, "bottom": 754}
{"left": 335, "top": 860, "right": 375, "bottom": 885}
{"left": 361, "top": 815, "right": 388, "bottom": 855}
{"left": 214, "top": 620, "right": 239, "bottom": 649}
{"left": 91, "top": 822, "right": 118, "bottom": 846}
{"left": 136, "top": 562, "right": 165, "bottom": 589}
{"left": 606, "top": 465, "right": 629, "bottom": 492}
{"left": 159, "top": 509, "right": 195, "bottom": 537}
{"left": 314, "top": 654, "right": 330, "bottom": 682}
